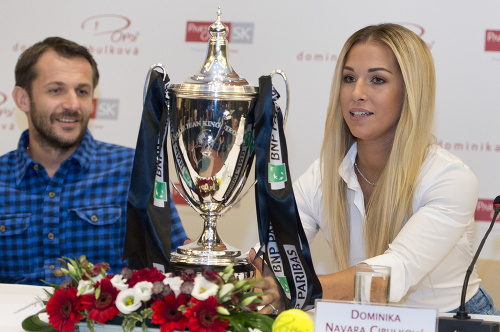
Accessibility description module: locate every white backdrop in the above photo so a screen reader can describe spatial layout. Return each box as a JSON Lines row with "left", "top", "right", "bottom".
{"left": 1, "top": 0, "right": 500, "bottom": 274}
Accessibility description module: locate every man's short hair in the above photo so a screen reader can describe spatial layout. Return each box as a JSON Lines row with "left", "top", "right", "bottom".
{"left": 14, "top": 37, "right": 99, "bottom": 95}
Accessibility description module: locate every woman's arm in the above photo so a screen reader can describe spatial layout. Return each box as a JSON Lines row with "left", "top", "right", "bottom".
{"left": 318, "top": 266, "right": 356, "bottom": 301}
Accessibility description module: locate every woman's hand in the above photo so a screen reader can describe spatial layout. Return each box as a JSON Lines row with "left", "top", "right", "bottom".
{"left": 248, "top": 248, "right": 286, "bottom": 315}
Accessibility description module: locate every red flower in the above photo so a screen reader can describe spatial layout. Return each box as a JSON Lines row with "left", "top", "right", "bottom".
{"left": 151, "top": 294, "right": 189, "bottom": 332}
{"left": 82, "top": 262, "right": 110, "bottom": 280}
{"left": 185, "top": 297, "right": 229, "bottom": 332}
{"left": 202, "top": 268, "right": 224, "bottom": 285}
{"left": 81, "top": 279, "right": 119, "bottom": 324}
{"left": 46, "top": 287, "right": 83, "bottom": 332}
{"left": 128, "top": 267, "right": 165, "bottom": 288}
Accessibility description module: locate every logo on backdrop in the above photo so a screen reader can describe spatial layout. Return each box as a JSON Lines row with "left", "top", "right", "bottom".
{"left": 185, "top": 21, "right": 254, "bottom": 44}
{"left": 0, "top": 92, "right": 16, "bottom": 132}
{"left": 296, "top": 22, "right": 433, "bottom": 64}
{"left": 94, "top": 99, "right": 120, "bottom": 120}
{"left": 81, "top": 14, "right": 140, "bottom": 56}
{"left": 0, "top": 92, "right": 6, "bottom": 106}
{"left": 475, "top": 198, "right": 499, "bottom": 221}
{"left": 436, "top": 139, "right": 500, "bottom": 153}
{"left": 12, "top": 14, "right": 140, "bottom": 56}
{"left": 485, "top": 30, "right": 500, "bottom": 51}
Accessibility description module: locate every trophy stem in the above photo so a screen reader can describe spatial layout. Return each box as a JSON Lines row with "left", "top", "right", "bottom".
{"left": 197, "top": 213, "right": 225, "bottom": 252}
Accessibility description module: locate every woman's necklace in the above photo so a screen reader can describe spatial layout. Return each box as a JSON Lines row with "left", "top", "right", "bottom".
{"left": 354, "top": 161, "right": 376, "bottom": 186}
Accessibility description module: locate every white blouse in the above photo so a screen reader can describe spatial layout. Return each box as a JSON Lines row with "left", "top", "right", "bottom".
{"left": 294, "top": 143, "right": 480, "bottom": 312}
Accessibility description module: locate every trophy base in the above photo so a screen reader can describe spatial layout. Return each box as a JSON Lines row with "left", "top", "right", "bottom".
{"left": 168, "top": 261, "right": 255, "bottom": 279}
{"left": 169, "top": 241, "right": 255, "bottom": 279}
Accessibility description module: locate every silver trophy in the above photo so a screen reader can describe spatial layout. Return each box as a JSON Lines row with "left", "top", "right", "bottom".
{"left": 145, "top": 8, "right": 288, "bottom": 275}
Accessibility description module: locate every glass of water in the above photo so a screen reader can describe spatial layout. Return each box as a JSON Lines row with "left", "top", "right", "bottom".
{"left": 354, "top": 264, "right": 391, "bottom": 304}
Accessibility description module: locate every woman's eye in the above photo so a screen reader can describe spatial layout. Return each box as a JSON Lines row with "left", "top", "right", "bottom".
{"left": 343, "top": 75, "right": 356, "bottom": 83}
{"left": 372, "top": 76, "right": 386, "bottom": 84}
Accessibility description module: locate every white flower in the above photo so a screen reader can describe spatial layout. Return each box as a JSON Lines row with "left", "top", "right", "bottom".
{"left": 133, "top": 281, "right": 153, "bottom": 302}
{"left": 116, "top": 288, "right": 142, "bottom": 314}
{"left": 110, "top": 275, "right": 129, "bottom": 291}
{"left": 77, "top": 280, "right": 94, "bottom": 296}
{"left": 91, "top": 274, "right": 103, "bottom": 283}
{"left": 163, "top": 276, "right": 183, "bottom": 296}
{"left": 191, "top": 274, "right": 218, "bottom": 301}
{"left": 248, "top": 329, "right": 263, "bottom": 332}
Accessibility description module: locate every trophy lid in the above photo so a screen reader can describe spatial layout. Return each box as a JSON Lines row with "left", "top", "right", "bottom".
{"left": 169, "top": 7, "right": 258, "bottom": 98}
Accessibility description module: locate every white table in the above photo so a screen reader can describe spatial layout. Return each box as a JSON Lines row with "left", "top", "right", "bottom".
{"left": 3, "top": 283, "right": 500, "bottom": 331}
{"left": 0, "top": 283, "right": 52, "bottom": 332}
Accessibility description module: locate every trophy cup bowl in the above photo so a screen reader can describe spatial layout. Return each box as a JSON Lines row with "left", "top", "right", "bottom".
{"left": 146, "top": 8, "right": 288, "bottom": 277}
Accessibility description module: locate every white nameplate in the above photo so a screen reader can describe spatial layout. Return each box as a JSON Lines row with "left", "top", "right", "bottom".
{"left": 314, "top": 301, "right": 437, "bottom": 332}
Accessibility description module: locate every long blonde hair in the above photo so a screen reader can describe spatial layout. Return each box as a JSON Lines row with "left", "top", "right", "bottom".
{"left": 320, "top": 23, "right": 435, "bottom": 271}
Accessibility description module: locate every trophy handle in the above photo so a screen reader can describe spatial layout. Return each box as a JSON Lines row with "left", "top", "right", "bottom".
{"left": 270, "top": 69, "right": 290, "bottom": 127}
{"left": 170, "top": 180, "right": 195, "bottom": 209}
{"left": 226, "top": 179, "right": 257, "bottom": 211}
{"left": 229, "top": 70, "right": 289, "bottom": 208}
{"left": 143, "top": 63, "right": 168, "bottom": 104}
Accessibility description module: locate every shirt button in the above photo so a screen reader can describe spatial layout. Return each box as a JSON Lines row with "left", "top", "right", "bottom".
{"left": 0, "top": 225, "right": 5, "bottom": 232}
{"left": 91, "top": 215, "right": 98, "bottom": 223}
{"left": 34, "top": 164, "right": 39, "bottom": 171}
{"left": 48, "top": 192, "right": 56, "bottom": 198}
{"left": 49, "top": 264, "right": 55, "bottom": 270}
{"left": 47, "top": 232, "right": 54, "bottom": 240}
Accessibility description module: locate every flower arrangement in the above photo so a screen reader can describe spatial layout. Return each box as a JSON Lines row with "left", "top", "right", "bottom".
{"left": 196, "top": 176, "right": 220, "bottom": 198}
{"left": 22, "top": 256, "right": 274, "bottom": 332}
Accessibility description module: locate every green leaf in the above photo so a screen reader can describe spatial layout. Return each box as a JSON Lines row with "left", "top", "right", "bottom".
{"left": 128, "top": 311, "right": 144, "bottom": 322}
{"left": 225, "top": 311, "right": 274, "bottom": 332}
{"left": 141, "top": 307, "right": 153, "bottom": 319}
{"left": 95, "top": 284, "right": 101, "bottom": 299}
{"left": 41, "top": 281, "right": 62, "bottom": 289}
{"left": 124, "top": 317, "right": 139, "bottom": 332}
{"left": 21, "top": 313, "right": 56, "bottom": 332}
{"left": 86, "top": 318, "right": 95, "bottom": 332}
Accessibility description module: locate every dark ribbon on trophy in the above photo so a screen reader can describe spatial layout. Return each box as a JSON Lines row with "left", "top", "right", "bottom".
{"left": 123, "top": 70, "right": 173, "bottom": 271}
{"left": 254, "top": 76, "right": 322, "bottom": 310}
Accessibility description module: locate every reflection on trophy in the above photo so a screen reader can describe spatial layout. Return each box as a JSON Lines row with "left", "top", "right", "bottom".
{"left": 146, "top": 8, "right": 288, "bottom": 277}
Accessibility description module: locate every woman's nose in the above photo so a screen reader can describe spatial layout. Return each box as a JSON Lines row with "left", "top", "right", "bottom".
{"left": 352, "top": 81, "right": 367, "bottom": 102}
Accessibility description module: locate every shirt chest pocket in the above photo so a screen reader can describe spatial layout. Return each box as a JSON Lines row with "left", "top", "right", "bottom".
{"left": 0, "top": 213, "right": 30, "bottom": 236}
{"left": 71, "top": 205, "right": 122, "bottom": 226}
{"left": 0, "top": 213, "right": 33, "bottom": 275}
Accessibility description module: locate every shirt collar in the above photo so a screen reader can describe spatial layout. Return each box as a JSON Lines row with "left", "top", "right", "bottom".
{"left": 14, "top": 129, "right": 95, "bottom": 184}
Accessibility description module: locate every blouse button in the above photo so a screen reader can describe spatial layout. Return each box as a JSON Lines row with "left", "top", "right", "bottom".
{"left": 47, "top": 232, "right": 55, "bottom": 240}
{"left": 34, "top": 164, "right": 39, "bottom": 171}
{"left": 91, "top": 215, "right": 98, "bottom": 223}
{"left": 48, "top": 192, "right": 56, "bottom": 198}
{"left": 0, "top": 225, "right": 5, "bottom": 232}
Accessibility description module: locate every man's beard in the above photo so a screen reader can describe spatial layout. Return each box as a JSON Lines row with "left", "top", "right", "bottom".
{"left": 29, "top": 100, "right": 89, "bottom": 150}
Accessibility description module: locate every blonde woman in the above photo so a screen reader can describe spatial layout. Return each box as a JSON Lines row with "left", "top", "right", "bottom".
{"left": 254, "top": 23, "right": 499, "bottom": 315}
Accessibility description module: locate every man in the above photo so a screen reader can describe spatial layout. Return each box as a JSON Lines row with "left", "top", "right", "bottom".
{"left": 0, "top": 37, "right": 186, "bottom": 285}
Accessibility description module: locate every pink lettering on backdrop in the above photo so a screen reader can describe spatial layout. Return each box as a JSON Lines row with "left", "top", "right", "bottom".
{"left": 485, "top": 30, "right": 500, "bottom": 51}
